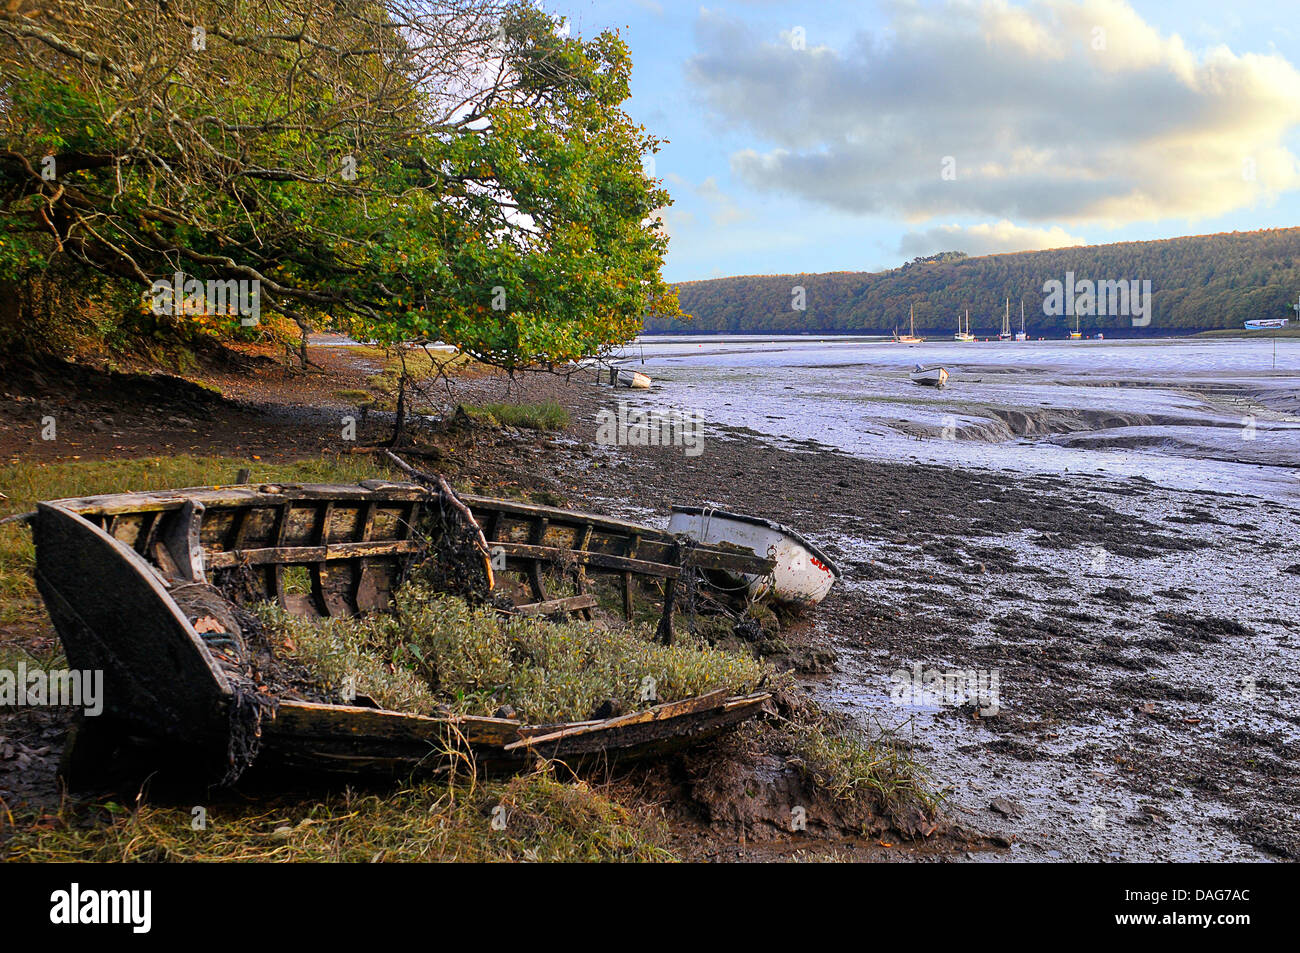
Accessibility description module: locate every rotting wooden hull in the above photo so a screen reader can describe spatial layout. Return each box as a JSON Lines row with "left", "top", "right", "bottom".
{"left": 31, "top": 482, "right": 775, "bottom": 787}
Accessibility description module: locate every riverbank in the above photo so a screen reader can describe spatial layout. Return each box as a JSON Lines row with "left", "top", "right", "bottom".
{"left": 0, "top": 345, "right": 957, "bottom": 862}
{"left": 2, "top": 342, "right": 1297, "bottom": 861}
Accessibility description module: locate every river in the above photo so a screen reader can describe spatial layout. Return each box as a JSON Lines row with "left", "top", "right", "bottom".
{"left": 613, "top": 334, "right": 1300, "bottom": 500}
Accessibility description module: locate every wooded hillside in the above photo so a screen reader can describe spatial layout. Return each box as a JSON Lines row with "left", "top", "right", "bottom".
{"left": 651, "top": 229, "right": 1300, "bottom": 335}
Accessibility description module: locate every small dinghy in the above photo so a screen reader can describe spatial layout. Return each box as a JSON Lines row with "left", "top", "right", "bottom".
{"left": 613, "top": 367, "right": 652, "bottom": 389}
{"left": 667, "top": 506, "right": 840, "bottom": 605}
{"left": 909, "top": 364, "right": 949, "bottom": 388}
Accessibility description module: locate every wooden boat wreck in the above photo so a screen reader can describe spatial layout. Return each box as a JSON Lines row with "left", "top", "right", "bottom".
{"left": 31, "top": 480, "right": 777, "bottom": 788}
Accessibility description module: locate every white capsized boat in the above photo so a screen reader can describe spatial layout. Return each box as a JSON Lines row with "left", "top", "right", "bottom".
{"left": 614, "top": 367, "right": 652, "bottom": 389}
{"left": 909, "top": 364, "right": 949, "bottom": 388}
{"left": 667, "top": 506, "right": 840, "bottom": 605}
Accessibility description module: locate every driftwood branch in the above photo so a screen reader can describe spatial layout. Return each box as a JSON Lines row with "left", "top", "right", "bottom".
{"left": 381, "top": 449, "right": 494, "bottom": 590}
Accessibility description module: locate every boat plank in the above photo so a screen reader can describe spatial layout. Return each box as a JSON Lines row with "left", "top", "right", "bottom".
{"left": 496, "top": 541, "right": 680, "bottom": 578}
{"left": 502, "top": 690, "right": 731, "bottom": 751}
{"left": 267, "top": 700, "right": 522, "bottom": 747}
{"left": 206, "top": 538, "right": 424, "bottom": 568}
{"left": 33, "top": 505, "right": 233, "bottom": 729}
{"left": 513, "top": 594, "right": 599, "bottom": 616}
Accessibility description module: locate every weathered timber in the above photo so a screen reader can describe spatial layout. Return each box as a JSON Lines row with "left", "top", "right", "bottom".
{"left": 503, "top": 690, "right": 729, "bottom": 751}
{"left": 32, "top": 481, "right": 775, "bottom": 786}
{"left": 513, "top": 594, "right": 600, "bottom": 616}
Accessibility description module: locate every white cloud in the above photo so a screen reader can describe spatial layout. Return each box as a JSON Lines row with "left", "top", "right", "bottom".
{"left": 663, "top": 173, "right": 752, "bottom": 228}
{"left": 695, "top": 176, "right": 751, "bottom": 225}
{"left": 689, "top": 0, "right": 1300, "bottom": 225}
{"left": 898, "top": 220, "right": 1087, "bottom": 257}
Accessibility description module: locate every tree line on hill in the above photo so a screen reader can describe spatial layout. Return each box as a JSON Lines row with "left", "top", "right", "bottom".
{"left": 649, "top": 229, "right": 1300, "bottom": 336}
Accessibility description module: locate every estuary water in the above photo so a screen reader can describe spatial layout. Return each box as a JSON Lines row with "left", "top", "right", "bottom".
{"left": 612, "top": 334, "right": 1300, "bottom": 501}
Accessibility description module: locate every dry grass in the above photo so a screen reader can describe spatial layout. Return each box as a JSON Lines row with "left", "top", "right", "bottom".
{"left": 3, "top": 765, "right": 675, "bottom": 862}
{"left": 787, "top": 713, "right": 943, "bottom": 821}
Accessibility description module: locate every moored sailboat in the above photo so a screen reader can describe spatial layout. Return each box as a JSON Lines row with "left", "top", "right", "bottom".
{"left": 954, "top": 308, "right": 975, "bottom": 342}
{"left": 999, "top": 298, "right": 1013, "bottom": 340}
{"left": 894, "top": 303, "right": 925, "bottom": 344}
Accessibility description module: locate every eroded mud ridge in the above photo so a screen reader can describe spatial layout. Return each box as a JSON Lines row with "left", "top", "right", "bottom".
{"left": 532, "top": 385, "right": 1300, "bottom": 861}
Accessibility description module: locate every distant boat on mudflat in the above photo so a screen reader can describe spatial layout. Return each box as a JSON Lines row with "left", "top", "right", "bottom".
{"left": 999, "top": 298, "right": 1013, "bottom": 340}
{"left": 909, "top": 364, "right": 948, "bottom": 388}
{"left": 614, "top": 367, "right": 651, "bottom": 389}
{"left": 1015, "top": 300, "right": 1028, "bottom": 341}
{"left": 1245, "top": 318, "right": 1289, "bottom": 329}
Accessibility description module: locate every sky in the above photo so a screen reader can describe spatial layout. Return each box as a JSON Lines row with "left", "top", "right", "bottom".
{"left": 544, "top": 0, "right": 1300, "bottom": 282}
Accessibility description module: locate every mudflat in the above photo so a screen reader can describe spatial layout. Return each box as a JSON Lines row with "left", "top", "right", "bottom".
{"left": 2, "top": 339, "right": 1297, "bottom": 860}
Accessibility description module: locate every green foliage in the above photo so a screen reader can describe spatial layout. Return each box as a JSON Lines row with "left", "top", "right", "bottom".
{"left": 655, "top": 228, "right": 1300, "bottom": 335}
{"left": 257, "top": 584, "right": 769, "bottom": 723}
{"left": 0, "top": 1, "right": 679, "bottom": 366}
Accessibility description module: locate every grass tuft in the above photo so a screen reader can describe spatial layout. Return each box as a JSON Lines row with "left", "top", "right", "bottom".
{"left": 460, "top": 400, "right": 569, "bottom": 431}
{"left": 788, "top": 714, "right": 942, "bottom": 821}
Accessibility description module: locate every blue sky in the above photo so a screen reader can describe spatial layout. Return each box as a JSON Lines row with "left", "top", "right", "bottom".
{"left": 546, "top": 0, "right": 1300, "bottom": 282}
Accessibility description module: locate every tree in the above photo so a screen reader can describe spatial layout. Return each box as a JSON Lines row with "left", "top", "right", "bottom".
{"left": 0, "top": 0, "right": 678, "bottom": 368}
